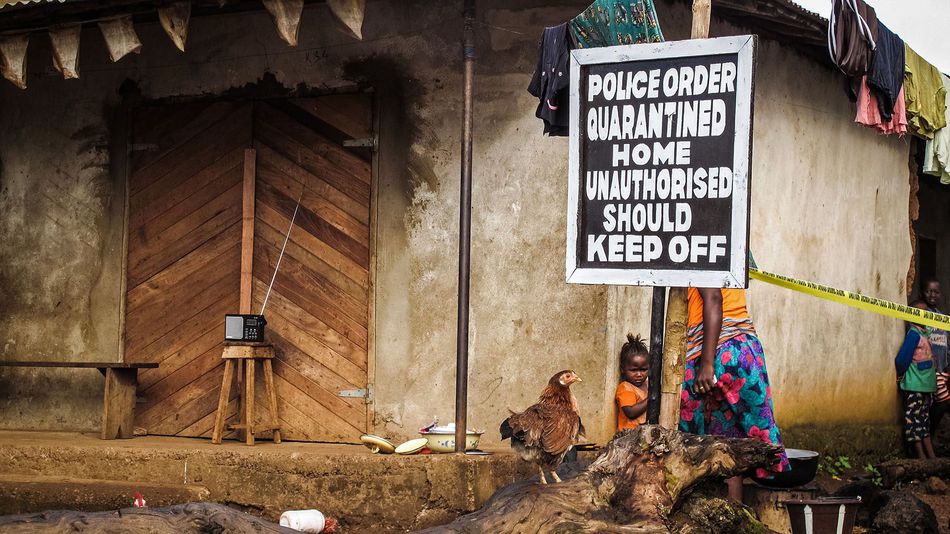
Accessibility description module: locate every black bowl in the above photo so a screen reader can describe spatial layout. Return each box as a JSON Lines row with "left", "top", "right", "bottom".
{"left": 752, "top": 448, "right": 820, "bottom": 488}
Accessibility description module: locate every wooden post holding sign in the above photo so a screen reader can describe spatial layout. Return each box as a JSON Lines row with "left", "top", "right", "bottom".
{"left": 691, "top": 0, "right": 712, "bottom": 41}
{"left": 659, "top": 286, "right": 689, "bottom": 427}
{"left": 658, "top": 0, "right": 713, "bottom": 429}
{"left": 566, "top": 34, "right": 756, "bottom": 423}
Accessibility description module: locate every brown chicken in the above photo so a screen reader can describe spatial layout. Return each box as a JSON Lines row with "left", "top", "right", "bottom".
{"left": 500, "top": 370, "right": 583, "bottom": 484}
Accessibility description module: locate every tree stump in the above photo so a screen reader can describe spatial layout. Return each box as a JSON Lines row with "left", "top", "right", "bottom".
{"left": 416, "top": 425, "right": 782, "bottom": 533}
{"left": 668, "top": 484, "right": 774, "bottom": 534}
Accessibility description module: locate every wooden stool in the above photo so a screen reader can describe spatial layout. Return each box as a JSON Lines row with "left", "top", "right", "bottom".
{"left": 211, "top": 342, "right": 281, "bottom": 445}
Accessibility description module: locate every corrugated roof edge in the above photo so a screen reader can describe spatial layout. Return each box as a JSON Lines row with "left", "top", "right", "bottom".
{"left": 0, "top": 0, "right": 66, "bottom": 9}
{"left": 784, "top": 0, "right": 827, "bottom": 22}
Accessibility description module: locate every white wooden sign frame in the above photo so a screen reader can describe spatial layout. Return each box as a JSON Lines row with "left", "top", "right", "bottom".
{"left": 566, "top": 35, "right": 756, "bottom": 288}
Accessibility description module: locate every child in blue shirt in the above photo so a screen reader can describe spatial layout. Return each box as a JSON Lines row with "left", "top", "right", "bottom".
{"left": 896, "top": 302, "right": 938, "bottom": 459}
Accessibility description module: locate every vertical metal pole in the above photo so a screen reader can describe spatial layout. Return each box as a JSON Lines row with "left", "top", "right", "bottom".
{"left": 646, "top": 287, "right": 665, "bottom": 424}
{"left": 455, "top": 0, "right": 476, "bottom": 453}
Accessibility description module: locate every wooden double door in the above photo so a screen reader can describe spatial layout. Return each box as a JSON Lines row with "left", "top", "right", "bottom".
{"left": 124, "top": 95, "right": 373, "bottom": 442}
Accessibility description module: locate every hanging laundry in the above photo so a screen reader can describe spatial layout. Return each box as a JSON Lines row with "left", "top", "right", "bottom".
{"left": 570, "top": 0, "right": 664, "bottom": 49}
{"left": 904, "top": 44, "right": 947, "bottom": 140}
{"left": 158, "top": 2, "right": 191, "bottom": 52}
{"left": 0, "top": 33, "right": 29, "bottom": 89}
{"left": 98, "top": 16, "right": 142, "bottom": 62}
{"left": 528, "top": 23, "right": 572, "bottom": 136}
{"left": 328, "top": 0, "right": 366, "bottom": 40}
{"left": 263, "top": 0, "right": 305, "bottom": 47}
{"left": 855, "top": 75, "right": 907, "bottom": 137}
{"left": 49, "top": 24, "right": 81, "bottom": 79}
{"left": 866, "top": 23, "right": 903, "bottom": 122}
{"left": 923, "top": 74, "right": 950, "bottom": 184}
{"left": 827, "top": 0, "right": 877, "bottom": 77}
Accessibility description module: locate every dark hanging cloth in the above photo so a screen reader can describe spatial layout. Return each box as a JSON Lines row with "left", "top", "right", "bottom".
{"left": 528, "top": 23, "right": 573, "bottom": 136}
{"left": 827, "top": 0, "right": 878, "bottom": 76}
{"left": 866, "top": 23, "right": 904, "bottom": 122}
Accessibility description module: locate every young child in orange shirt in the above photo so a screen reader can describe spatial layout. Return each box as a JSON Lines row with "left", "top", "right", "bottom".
{"left": 616, "top": 334, "right": 649, "bottom": 431}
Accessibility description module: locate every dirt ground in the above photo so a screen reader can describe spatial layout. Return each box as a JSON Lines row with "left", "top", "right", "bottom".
{"left": 923, "top": 417, "right": 950, "bottom": 533}
{"left": 805, "top": 415, "right": 950, "bottom": 534}
{"left": 815, "top": 467, "right": 949, "bottom": 534}
{"left": 914, "top": 490, "right": 950, "bottom": 534}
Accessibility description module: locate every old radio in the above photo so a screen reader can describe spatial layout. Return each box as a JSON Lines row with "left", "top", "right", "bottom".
{"left": 225, "top": 191, "right": 301, "bottom": 343}
{"left": 225, "top": 314, "right": 267, "bottom": 342}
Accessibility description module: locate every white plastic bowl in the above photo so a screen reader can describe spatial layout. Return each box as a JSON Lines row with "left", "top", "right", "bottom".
{"left": 420, "top": 431, "right": 482, "bottom": 453}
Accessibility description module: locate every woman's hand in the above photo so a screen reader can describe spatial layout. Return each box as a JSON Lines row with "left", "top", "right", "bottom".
{"left": 694, "top": 288, "right": 723, "bottom": 396}
{"left": 693, "top": 363, "right": 717, "bottom": 395}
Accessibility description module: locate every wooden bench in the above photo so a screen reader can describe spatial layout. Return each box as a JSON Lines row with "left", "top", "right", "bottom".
{"left": 0, "top": 361, "right": 158, "bottom": 440}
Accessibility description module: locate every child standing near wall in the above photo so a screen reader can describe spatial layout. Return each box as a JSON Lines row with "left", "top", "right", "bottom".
{"left": 616, "top": 334, "right": 649, "bottom": 431}
{"left": 896, "top": 302, "right": 938, "bottom": 459}
{"left": 920, "top": 278, "right": 949, "bottom": 442}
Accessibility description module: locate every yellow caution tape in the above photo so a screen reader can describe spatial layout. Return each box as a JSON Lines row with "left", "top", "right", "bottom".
{"left": 749, "top": 267, "right": 950, "bottom": 331}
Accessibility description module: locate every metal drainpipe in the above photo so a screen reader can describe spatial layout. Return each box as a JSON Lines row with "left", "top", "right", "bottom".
{"left": 455, "top": 0, "right": 476, "bottom": 453}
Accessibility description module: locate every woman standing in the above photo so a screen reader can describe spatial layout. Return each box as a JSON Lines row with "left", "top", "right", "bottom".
{"left": 679, "top": 288, "right": 789, "bottom": 501}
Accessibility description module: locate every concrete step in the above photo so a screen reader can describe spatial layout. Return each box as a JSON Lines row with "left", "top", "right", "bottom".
{"left": 0, "top": 431, "right": 598, "bottom": 532}
{"left": 0, "top": 474, "right": 210, "bottom": 515}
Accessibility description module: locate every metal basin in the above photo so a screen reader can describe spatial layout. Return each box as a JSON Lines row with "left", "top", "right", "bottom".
{"left": 753, "top": 448, "right": 820, "bottom": 488}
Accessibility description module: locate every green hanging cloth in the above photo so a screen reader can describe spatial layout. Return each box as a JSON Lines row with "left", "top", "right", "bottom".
{"left": 570, "top": 0, "right": 665, "bottom": 49}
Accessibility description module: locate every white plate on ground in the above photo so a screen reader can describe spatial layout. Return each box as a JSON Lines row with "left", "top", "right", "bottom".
{"left": 395, "top": 438, "right": 429, "bottom": 455}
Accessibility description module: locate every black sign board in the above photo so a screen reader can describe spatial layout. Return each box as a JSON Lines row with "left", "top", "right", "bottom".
{"left": 566, "top": 36, "right": 756, "bottom": 288}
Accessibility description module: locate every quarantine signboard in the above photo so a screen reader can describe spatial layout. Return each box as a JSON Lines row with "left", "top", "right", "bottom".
{"left": 566, "top": 36, "right": 756, "bottom": 288}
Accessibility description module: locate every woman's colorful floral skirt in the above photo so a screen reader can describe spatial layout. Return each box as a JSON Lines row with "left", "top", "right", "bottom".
{"left": 679, "top": 333, "right": 790, "bottom": 477}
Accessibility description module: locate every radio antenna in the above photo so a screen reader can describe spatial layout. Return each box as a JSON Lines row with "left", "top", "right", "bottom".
{"left": 260, "top": 191, "right": 303, "bottom": 315}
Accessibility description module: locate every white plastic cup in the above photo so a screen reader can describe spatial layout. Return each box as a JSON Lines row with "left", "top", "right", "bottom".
{"left": 279, "top": 509, "right": 326, "bottom": 533}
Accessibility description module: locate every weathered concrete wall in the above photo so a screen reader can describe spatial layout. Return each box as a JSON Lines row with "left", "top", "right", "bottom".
{"left": 742, "top": 39, "right": 909, "bottom": 451}
{"left": 702, "top": 17, "right": 911, "bottom": 454}
{"left": 0, "top": 34, "right": 128, "bottom": 430}
{"left": 0, "top": 0, "right": 911, "bottom": 455}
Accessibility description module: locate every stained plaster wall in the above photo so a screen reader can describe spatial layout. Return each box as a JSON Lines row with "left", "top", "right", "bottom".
{"left": 685, "top": 20, "right": 911, "bottom": 451}
{"left": 0, "top": 0, "right": 908, "bottom": 452}
{"left": 0, "top": 57, "right": 127, "bottom": 431}
{"left": 743, "top": 36, "right": 910, "bottom": 451}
